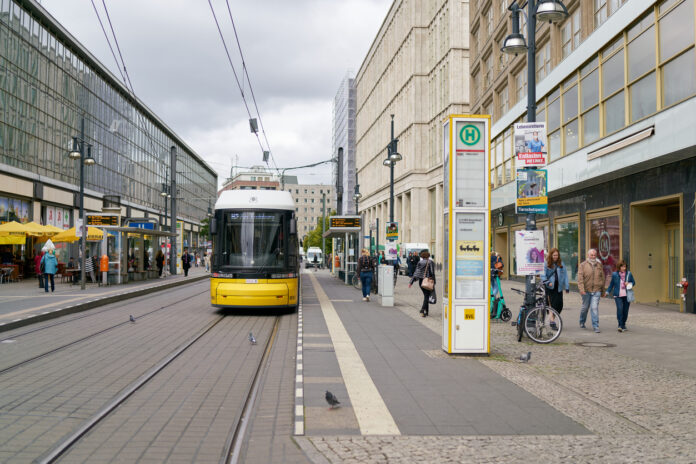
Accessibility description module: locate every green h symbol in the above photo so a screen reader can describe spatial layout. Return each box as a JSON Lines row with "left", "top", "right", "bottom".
{"left": 460, "top": 124, "right": 480, "bottom": 146}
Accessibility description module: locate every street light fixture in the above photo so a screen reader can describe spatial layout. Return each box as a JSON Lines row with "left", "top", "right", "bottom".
{"left": 501, "top": 0, "right": 567, "bottom": 310}
{"left": 384, "top": 114, "right": 401, "bottom": 224}
{"left": 353, "top": 173, "right": 361, "bottom": 216}
{"left": 68, "top": 117, "right": 96, "bottom": 291}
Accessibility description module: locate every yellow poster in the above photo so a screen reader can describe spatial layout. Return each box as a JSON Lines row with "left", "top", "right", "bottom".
{"left": 456, "top": 240, "right": 484, "bottom": 258}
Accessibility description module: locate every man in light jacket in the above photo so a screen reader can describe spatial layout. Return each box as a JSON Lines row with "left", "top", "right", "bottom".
{"left": 577, "top": 248, "right": 605, "bottom": 333}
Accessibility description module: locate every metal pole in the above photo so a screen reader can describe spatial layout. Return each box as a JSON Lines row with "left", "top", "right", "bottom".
{"left": 79, "top": 117, "right": 86, "bottom": 291}
{"left": 321, "top": 192, "right": 326, "bottom": 263}
{"left": 525, "top": 0, "right": 538, "bottom": 309}
{"left": 389, "top": 116, "right": 395, "bottom": 223}
{"left": 170, "top": 146, "right": 177, "bottom": 275}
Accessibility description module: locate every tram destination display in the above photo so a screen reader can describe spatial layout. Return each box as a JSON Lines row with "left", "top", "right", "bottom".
{"left": 329, "top": 216, "right": 361, "bottom": 229}
{"left": 86, "top": 214, "right": 118, "bottom": 226}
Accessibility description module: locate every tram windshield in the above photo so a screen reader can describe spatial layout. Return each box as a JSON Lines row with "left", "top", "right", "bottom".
{"left": 218, "top": 211, "right": 288, "bottom": 269}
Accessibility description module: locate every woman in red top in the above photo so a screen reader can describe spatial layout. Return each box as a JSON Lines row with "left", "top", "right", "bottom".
{"left": 34, "top": 251, "right": 44, "bottom": 288}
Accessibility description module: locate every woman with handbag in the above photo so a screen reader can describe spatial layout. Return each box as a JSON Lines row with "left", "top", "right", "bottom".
{"left": 605, "top": 260, "right": 636, "bottom": 332}
{"left": 409, "top": 249, "right": 435, "bottom": 317}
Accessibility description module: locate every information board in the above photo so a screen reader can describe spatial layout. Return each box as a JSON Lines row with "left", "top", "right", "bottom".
{"left": 329, "top": 216, "right": 361, "bottom": 229}
{"left": 455, "top": 121, "right": 486, "bottom": 208}
{"left": 87, "top": 214, "right": 118, "bottom": 226}
{"left": 455, "top": 213, "right": 485, "bottom": 299}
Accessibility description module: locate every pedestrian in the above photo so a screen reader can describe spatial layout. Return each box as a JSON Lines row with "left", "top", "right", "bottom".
{"left": 156, "top": 250, "right": 165, "bottom": 277}
{"left": 544, "top": 248, "right": 568, "bottom": 329}
{"left": 40, "top": 249, "right": 58, "bottom": 293}
{"left": 34, "top": 250, "right": 44, "bottom": 288}
{"left": 182, "top": 247, "right": 191, "bottom": 277}
{"left": 409, "top": 249, "right": 435, "bottom": 317}
{"left": 143, "top": 250, "right": 150, "bottom": 270}
{"left": 204, "top": 252, "right": 210, "bottom": 272}
{"left": 577, "top": 248, "right": 605, "bottom": 333}
{"left": 84, "top": 252, "right": 96, "bottom": 283}
{"left": 605, "top": 260, "right": 635, "bottom": 332}
{"left": 490, "top": 251, "right": 504, "bottom": 298}
{"left": 379, "top": 251, "right": 386, "bottom": 264}
{"left": 357, "top": 248, "right": 374, "bottom": 301}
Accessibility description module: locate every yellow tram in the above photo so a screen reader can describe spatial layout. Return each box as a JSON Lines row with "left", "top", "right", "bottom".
{"left": 209, "top": 190, "right": 300, "bottom": 309}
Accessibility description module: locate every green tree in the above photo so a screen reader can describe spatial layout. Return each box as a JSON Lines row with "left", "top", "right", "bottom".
{"left": 303, "top": 210, "right": 335, "bottom": 255}
{"left": 200, "top": 217, "right": 210, "bottom": 238}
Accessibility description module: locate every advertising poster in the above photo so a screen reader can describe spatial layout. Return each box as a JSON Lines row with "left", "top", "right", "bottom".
{"left": 0, "top": 197, "right": 7, "bottom": 222}
{"left": 56, "top": 208, "right": 63, "bottom": 228}
{"left": 589, "top": 215, "right": 620, "bottom": 287}
{"left": 63, "top": 209, "right": 70, "bottom": 229}
{"left": 514, "top": 122, "right": 547, "bottom": 167}
{"left": 455, "top": 120, "right": 486, "bottom": 208}
{"left": 47, "top": 206, "right": 55, "bottom": 226}
{"left": 455, "top": 213, "right": 485, "bottom": 299}
{"left": 176, "top": 221, "right": 183, "bottom": 274}
{"left": 516, "top": 169, "right": 548, "bottom": 214}
{"left": 20, "top": 201, "right": 29, "bottom": 223}
{"left": 385, "top": 243, "right": 398, "bottom": 261}
{"left": 515, "top": 230, "right": 545, "bottom": 275}
{"left": 386, "top": 222, "right": 399, "bottom": 241}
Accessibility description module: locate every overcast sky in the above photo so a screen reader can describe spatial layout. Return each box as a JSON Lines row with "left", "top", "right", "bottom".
{"left": 37, "top": 0, "right": 392, "bottom": 187}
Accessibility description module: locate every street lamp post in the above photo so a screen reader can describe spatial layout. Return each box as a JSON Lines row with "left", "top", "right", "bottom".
{"left": 68, "top": 116, "right": 96, "bottom": 291}
{"left": 502, "top": 0, "right": 568, "bottom": 308}
{"left": 383, "top": 114, "right": 402, "bottom": 225}
{"left": 353, "top": 172, "right": 362, "bottom": 250}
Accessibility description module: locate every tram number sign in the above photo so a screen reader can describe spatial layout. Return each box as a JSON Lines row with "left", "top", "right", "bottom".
{"left": 329, "top": 217, "right": 361, "bottom": 229}
{"left": 86, "top": 215, "right": 118, "bottom": 226}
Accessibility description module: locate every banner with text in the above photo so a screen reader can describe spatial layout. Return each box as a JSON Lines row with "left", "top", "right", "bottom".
{"left": 514, "top": 122, "right": 547, "bottom": 167}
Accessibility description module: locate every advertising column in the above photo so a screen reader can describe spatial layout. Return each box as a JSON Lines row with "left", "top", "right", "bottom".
{"left": 442, "top": 116, "right": 491, "bottom": 354}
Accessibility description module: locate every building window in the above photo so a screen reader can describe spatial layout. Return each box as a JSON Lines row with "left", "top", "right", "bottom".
{"left": 487, "top": 7, "right": 494, "bottom": 36}
{"left": 500, "top": 0, "right": 508, "bottom": 19}
{"left": 498, "top": 86, "right": 509, "bottom": 119}
{"left": 562, "top": 75, "right": 579, "bottom": 156}
{"left": 484, "top": 54, "right": 493, "bottom": 88}
{"left": 595, "top": 0, "right": 627, "bottom": 29}
{"left": 601, "top": 37, "right": 626, "bottom": 135}
{"left": 536, "top": 42, "right": 551, "bottom": 81}
{"left": 561, "top": 9, "right": 581, "bottom": 59}
{"left": 659, "top": 0, "right": 696, "bottom": 107}
{"left": 515, "top": 67, "right": 527, "bottom": 103}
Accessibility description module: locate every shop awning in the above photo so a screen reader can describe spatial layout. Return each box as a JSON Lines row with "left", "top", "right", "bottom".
{"left": 52, "top": 226, "right": 105, "bottom": 242}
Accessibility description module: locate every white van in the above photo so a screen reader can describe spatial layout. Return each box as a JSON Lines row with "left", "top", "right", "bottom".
{"left": 306, "top": 247, "right": 323, "bottom": 268}
{"left": 399, "top": 242, "right": 429, "bottom": 275}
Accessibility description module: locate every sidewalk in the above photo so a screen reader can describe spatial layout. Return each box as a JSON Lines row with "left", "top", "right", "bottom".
{"left": 0, "top": 267, "right": 209, "bottom": 332}
{"left": 297, "top": 270, "right": 696, "bottom": 462}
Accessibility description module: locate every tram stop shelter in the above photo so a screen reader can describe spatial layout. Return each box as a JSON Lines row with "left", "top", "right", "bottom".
{"left": 97, "top": 226, "right": 177, "bottom": 285}
{"left": 322, "top": 216, "right": 361, "bottom": 285}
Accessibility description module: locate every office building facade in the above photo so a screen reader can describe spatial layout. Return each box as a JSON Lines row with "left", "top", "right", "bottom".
{"left": 332, "top": 74, "right": 357, "bottom": 216}
{"left": 472, "top": 0, "right": 696, "bottom": 312}
{"left": 355, "top": 0, "right": 470, "bottom": 257}
{"left": 0, "top": 0, "right": 217, "bottom": 275}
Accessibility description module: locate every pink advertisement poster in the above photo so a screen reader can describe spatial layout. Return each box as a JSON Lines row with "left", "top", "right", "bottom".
{"left": 589, "top": 215, "right": 620, "bottom": 287}
{"left": 63, "top": 209, "right": 70, "bottom": 229}
{"left": 47, "top": 206, "right": 55, "bottom": 227}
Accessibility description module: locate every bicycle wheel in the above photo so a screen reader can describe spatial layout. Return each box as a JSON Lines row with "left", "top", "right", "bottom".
{"left": 516, "top": 308, "right": 524, "bottom": 342}
{"left": 524, "top": 306, "right": 562, "bottom": 343}
{"left": 352, "top": 273, "right": 361, "bottom": 290}
{"left": 501, "top": 306, "right": 512, "bottom": 322}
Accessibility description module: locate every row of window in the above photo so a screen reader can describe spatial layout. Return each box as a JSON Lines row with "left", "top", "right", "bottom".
{"left": 0, "top": 0, "right": 217, "bottom": 219}
{"left": 492, "top": 0, "right": 695, "bottom": 188}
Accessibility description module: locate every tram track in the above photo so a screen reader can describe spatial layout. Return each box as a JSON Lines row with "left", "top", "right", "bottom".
{"left": 34, "top": 315, "right": 283, "bottom": 464}
{"left": 0, "top": 286, "right": 209, "bottom": 375}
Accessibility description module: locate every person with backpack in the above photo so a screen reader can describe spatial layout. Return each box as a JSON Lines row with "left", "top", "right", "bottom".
{"left": 182, "top": 247, "right": 192, "bottom": 277}
{"left": 357, "top": 248, "right": 375, "bottom": 301}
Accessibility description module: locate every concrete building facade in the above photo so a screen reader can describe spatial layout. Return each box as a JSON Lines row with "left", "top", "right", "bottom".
{"left": 355, "top": 0, "right": 470, "bottom": 259}
{"left": 472, "top": 0, "right": 696, "bottom": 312}
{"left": 283, "top": 184, "right": 335, "bottom": 239}
{"left": 332, "top": 74, "right": 357, "bottom": 216}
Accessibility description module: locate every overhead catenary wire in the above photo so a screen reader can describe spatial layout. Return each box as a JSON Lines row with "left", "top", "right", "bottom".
{"left": 223, "top": 0, "right": 279, "bottom": 174}
{"left": 207, "top": 0, "right": 275, "bottom": 172}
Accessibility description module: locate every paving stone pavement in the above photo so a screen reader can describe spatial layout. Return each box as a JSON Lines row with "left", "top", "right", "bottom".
{"left": 299, "top": 274, "right": 696, "bottom": 463}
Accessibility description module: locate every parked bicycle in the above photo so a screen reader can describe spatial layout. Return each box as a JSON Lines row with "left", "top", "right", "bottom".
{"left": 510, "top": 278, "right": 562, "bottom": 344}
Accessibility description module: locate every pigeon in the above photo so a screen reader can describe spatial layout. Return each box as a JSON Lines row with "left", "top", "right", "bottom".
{"left": 325, "top": 390, "right": 340, "bottom": 409}
{"left": 129, "top": 315, "right": 136, "bottom": 323}
{"left": 248, "top": 332, "right": 256, "bottom": 345}
{"left": 518, "top": 351, "right": 531, "bottom": 363}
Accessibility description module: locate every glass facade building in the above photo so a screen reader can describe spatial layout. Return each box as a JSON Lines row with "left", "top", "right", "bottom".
{"left": 0, "top": 0, "right": 217, "bottom": 227}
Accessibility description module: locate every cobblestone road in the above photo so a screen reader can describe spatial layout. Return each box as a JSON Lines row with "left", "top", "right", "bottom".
{"left": 299, "top": 276, "right": 696, "bottom": 463}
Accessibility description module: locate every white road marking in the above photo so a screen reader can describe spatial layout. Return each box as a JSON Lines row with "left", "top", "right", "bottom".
{"left": 308, "top": 273, "right": 400, "bottom": 435}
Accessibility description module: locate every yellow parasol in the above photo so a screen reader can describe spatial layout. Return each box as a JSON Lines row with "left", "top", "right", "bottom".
{"left": 51, "top": 226, "right": 104, "bottom": 243}
{"left": 0, "top": 221, "right": 28, "bottom": 244}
